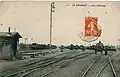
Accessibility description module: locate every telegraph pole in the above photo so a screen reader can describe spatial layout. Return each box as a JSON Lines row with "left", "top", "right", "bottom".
{"left": 25, "top": 38, "right": 28, "bottom": 44}
{"left": 14, "top": 28, "right": 16, "bottom": 32}
{"left": 118, "top": 38, "right": 120, "bottom": 51}
{"left": 50, "top": 2, "right": 55, "bottom": 52}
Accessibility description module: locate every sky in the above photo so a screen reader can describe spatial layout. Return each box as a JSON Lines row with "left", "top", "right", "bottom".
{"left": 0, "top": 1, "right": 120, "bottom": 45}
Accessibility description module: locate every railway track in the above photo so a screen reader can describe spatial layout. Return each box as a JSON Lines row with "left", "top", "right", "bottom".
{"left": 23, "top": 52, "right": 92, "bottom": 77}
{"left": 0, "top": 53, "right": 64, "bottom": 77}
{"left": 0, "top": 51, "right": 69, "bottom": 77}
{"left": 1, "top": 51, "right": 92, "bottom": 77}
{"left": 81, "top": 53, "right": 117, "bottom": 77}
{"left": 34, "top": 52, "right": 95, "bottom": 77}
{"left": 1, "top": 53, "right": 70, "bottom": 77}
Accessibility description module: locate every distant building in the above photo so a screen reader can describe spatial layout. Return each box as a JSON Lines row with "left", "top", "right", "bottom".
{"left": 0, "top": 27, "right": 22, "bottom": 60}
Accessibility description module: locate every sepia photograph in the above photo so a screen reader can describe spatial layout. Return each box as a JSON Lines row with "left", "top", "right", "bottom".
{"left": 0, "top": 1, "right": 119, "bottom": 77}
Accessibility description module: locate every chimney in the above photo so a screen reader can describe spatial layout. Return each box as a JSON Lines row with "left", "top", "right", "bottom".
{"left": 8, "top": 27, "right": 11, "bottom": 33}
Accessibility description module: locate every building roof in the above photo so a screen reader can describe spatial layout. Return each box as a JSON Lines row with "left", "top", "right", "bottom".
{"left": 0, "top": 32, "right": 22, "bottom": 38}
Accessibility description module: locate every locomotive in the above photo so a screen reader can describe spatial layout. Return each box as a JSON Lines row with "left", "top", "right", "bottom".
{"left": 94, "top": 41, "right": 104, "bottom": 54}
{"left": 93, "top": 41, "right": 116, "bottom": 55}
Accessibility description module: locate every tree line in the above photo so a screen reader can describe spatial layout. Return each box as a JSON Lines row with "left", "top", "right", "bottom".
{"left": 19, "top": 43, "right": 116, "bottom": 51}
{"left": 19, "top": 43, "right": 57, "bottom": 50}
{"left": 19, "top": 43, "right": 86, "bottom": 50}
